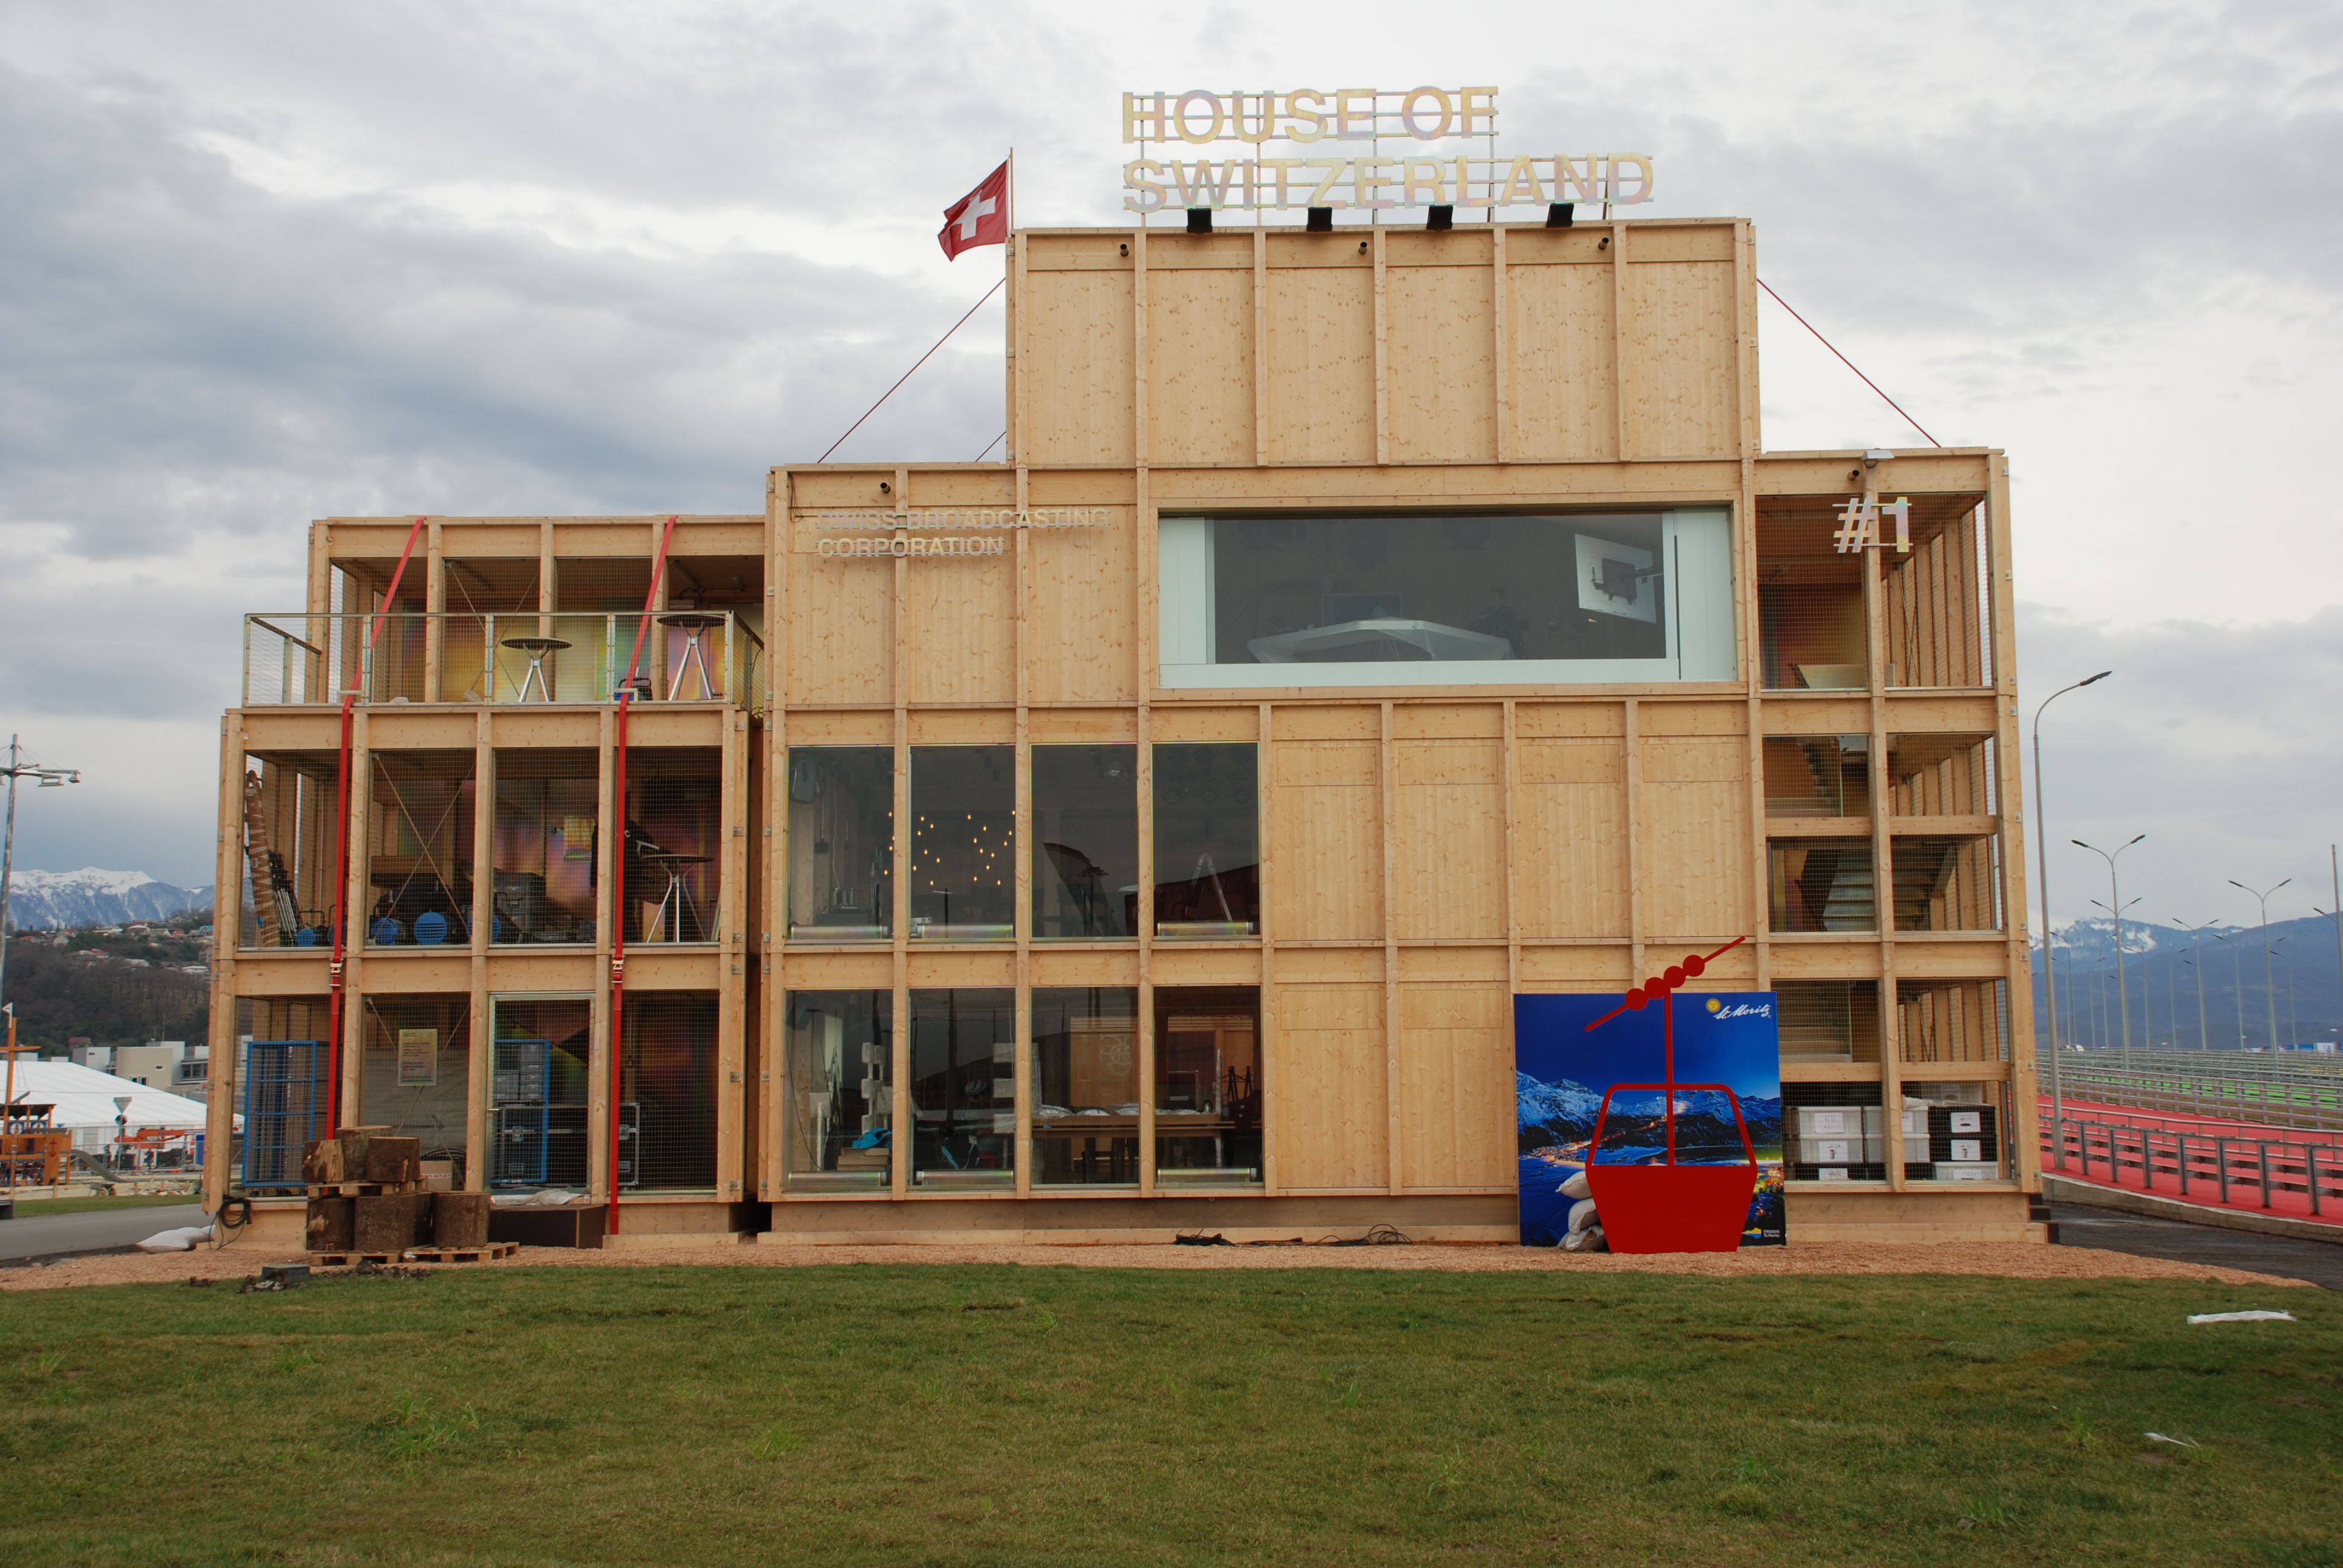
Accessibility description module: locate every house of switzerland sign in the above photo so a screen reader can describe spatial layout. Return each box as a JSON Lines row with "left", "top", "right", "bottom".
{"left": 1120, "top": 87, "right": 1655, "bottom": 214}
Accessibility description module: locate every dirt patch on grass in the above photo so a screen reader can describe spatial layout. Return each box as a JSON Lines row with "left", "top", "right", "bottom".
{"left": 2, "top": 1237, "right": 2318, "bottom": 1292}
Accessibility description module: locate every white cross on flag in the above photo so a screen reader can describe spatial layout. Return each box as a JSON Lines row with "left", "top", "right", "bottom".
{"left": 938, "top": 161, "right": 1009, "bottom": 260}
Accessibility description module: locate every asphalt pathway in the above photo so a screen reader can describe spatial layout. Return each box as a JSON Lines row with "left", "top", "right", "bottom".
{"left": 2051, "top": 1198, "right": 2343, "bottom": 1291}
{"left": 0, "top": 1204, "right": 206, "bottom": 1263}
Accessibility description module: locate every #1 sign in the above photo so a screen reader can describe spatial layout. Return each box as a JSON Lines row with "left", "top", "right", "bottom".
{"left": 1121, "top": 86, "right": 1656, "bottom": 214}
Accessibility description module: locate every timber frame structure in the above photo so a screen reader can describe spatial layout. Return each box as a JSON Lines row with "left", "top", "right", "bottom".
{"left": 208, "top": 215, "right": 2043, "bottom": 1248}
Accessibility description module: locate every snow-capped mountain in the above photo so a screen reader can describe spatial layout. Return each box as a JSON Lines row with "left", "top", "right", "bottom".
{"left": 1516, "top": 1071, "right": 1604, "bottom": 1137}
{"left": 4, "top": 869, "right": 213, "bottom": 930}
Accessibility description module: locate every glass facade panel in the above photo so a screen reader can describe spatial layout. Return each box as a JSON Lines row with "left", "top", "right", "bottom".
{"left": 1032, "top": 745, "right": 1138, "bottom": 939}
{"left": 487, "top": 996, "right": 592, "bottom": 1191}
{"left": 1153, "top": 744, "right": 1259, "bottom": 938}
{"left": 1159, "top": 510, "right": 1736, "bottom": 687}
{"left": 1153, "top": 987, "right": 1262, "bottom": 1186}
{"left": 359, "top": 995, "right": 471, "bottom": 1174}
{"left": 621, "top": 748, "right": 722, "bottom": 944}
{"left": 911, "top": 988, "right": 1017, "bottom": 1187}
{"left": 364, "top": 752, "right": 476, "bottom": 946}
{"left": 783, "top": 990, "right": 894, "bottom": 1191}
{"left": 1768, "top": 840, "right": 1876, "bottom": 933}
{"left": 787, "top": 747, "right": 894, "bottom": 941}
{"left": 1761, "top": 736, "right": 1869, "bottom": 818}
{"left": 909, "top": 747, "right": 1014, "bottom": 939}
{"left": 621, "top": 992, "right": 718, "bottom": 1191}
{"left": 1031, "top": 987, "right": 1138, "bottom": 1186}
{"left": 493, "top": 749, "right": 599, "bottom": 944}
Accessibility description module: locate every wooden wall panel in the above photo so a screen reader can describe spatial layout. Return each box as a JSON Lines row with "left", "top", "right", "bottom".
{"left": 1149, "top": 265, "right": 1254, "bottom": 467}
{"left": 1393, "top": 738, "right": 1504, "bottom": 940}
{"left": 906, "top": 554, "right": 1014, "bottom": 704}
{"left": 1515, "top": 738, "right": 1628, "bottom": 938}
{"left": 1023, "top": 270, "right": 1135, "bottom": 466}
{"left": 1264, "top": 260, "right": 1375, "bottom": 465}
{"left": 1398, "top": 981, "right": 1510, "bottom": 1189}
{"left": 787, "top": 556, "right": 890, "bottom": 705}
{"left": 1385, "top": 260, "right": 1496, "bottom": 464}
{"left": 1027, "top": 515, "right": 1136, "bottom": 704}
{"left": 1271, "top": 740, "right": 1381, "bottom": 941}
{"left": 1639, "top": 734, "right": 1749, "bottom": 936}
{"left": 1622, "top": 260, "right": 1738, "bottom": 459}
{"left": 1273, "top": 982, "right": 1387, "bottom": 1189}
{"left": 1507, "top": 261, "right": 1617, "bottom": 461}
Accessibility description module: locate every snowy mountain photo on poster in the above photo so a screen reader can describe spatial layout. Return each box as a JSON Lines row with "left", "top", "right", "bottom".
{"left": 1515, "top": 991, "right": 1783, "bottom": 1249}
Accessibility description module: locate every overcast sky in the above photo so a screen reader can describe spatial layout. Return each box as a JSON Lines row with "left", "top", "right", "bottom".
{"left": 2, "top": 1, "right": 2338, "bottom": 938}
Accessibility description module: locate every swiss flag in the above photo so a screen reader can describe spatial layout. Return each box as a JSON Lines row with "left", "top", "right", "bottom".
{"left": 938, "top": 161, "right": 1009, "bottom": 259}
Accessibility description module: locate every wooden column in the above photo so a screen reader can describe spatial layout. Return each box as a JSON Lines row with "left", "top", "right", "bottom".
{"left": 589, "top": 705, "right": 616, "bottom": 1201}
{"left": 1864, "top": 509, "right": 1904, "bottom": 1189}
{"left": 1136, "top": 696, "right": 1155, "bottom": 1197}
{"left": 1624, "top": 698, "right": 1643, "bottom": 981}
{"left": 1013, "top": 460, "right": 1032, "bottom": 1197}
{"left": 889, "top": 467, "right": 912, "bottom": 1200}
{"left": 762, "top": 468, "right": 790, "bottom": 1201}
{"left": 1492, "top": 225, "right": 1511, "bottom": 464}
{"left": 424, "top": 519, "right": 446, "bottom": 703}
{"left": 467, "top": 710, "right": 493, "bottom": 1190}
{"left": 716, "top": 707, "right": 747, "bottom": 1201}
{"left": 1986, "top": 457, "right": 2041, "bottom": 1189}
{"left": 1380, "top": 700, "right": 1402, "bottom": 1194}
{"left": 204, "top": 714, "right": 244, "bottom": 1210}
{"left": 1371, "top": 228, "right": 1390, "bottom": 465}
{"left": 340, "top": 708, "right": 372, "bottom": 1124}
{"left": 1256, "top": 701, "right": 1277, "bottom": 1195}
{"left": 1609, "top": 224, "right": 1630, "bottom": 461}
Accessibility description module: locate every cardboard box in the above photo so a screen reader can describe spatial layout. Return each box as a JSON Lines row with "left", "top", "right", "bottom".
{"left": 1816, "top": 1167, "right": 1852, "bottom": 1182}
{"left": 1950, "top": 1110, "right": 1984, "bottom": 1135}
{"left": 1797, "top": 1107, "right": 1866, "bottom": 1138}
{"left": 1932, "top": 1162, "right": 1999, "bottom": 1181}
{"left": 1949, "top": 1139, "right": 1984, "bottom": 1163}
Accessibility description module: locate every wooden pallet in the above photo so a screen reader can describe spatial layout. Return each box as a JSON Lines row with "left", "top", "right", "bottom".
{"left": 306, "top": 1181, "right": 425, "bottom": 1198}
{"left": 402, "top": 1243, "right": 517, "bottom": 1264}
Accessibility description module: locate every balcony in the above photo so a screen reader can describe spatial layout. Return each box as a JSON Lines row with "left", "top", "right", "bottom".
{"left": 243, "top": 612, "right": 764, "bottom": 713}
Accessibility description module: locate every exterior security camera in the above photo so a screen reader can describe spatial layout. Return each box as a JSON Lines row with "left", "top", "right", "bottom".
{"left": 1861, "top": 448, "right": 1895, "bottom": 468}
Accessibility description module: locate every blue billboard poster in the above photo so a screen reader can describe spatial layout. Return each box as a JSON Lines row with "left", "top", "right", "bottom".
{"left": 1516, "top": 989, "right": 1784, "bottom": 1251}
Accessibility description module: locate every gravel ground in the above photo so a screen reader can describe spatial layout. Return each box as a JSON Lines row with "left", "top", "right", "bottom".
{"left": 0, "top": 1239, "right": 2317, "bottom": 1292}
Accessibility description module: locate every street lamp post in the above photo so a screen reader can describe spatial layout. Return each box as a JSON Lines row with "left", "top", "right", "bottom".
{"left": 2313, "top": 845, "right": 2343, "bottom": 1048}
{"left": 2173, "top": 918, "right": 2215, "bottom": 1051}
{"left": 2215, "top": 930, "right": 2247, "bottom": 1049}
{"left": 2075, "top": 833, "right": 2146, "bottom": 1068}
{"left": 2229, "top": 877, "right": 2291, "bottom": 1052}
{"left": 2030, "top": 670, "right": 2109, "bottom": 1169}
{"left": 0, "top": 734, "right": 84, "bottom": 1194}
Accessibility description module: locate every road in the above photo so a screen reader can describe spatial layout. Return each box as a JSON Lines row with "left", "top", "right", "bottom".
{"left": 0, "top": 1203, "right": 208, "bottom": 1263}
{"left": 2051, "top": 1198, "right": 2343, "bottom": 1291}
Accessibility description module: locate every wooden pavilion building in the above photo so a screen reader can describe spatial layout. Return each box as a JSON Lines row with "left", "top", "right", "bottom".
{"left": 207, "top": 214, "right": 2044, "bottom": 1248}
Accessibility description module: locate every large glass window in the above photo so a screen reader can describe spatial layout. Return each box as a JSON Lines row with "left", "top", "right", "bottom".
{"left": 910, "top": 988, "right": 1016, "bottom": 1187}
{"left": 1154, "top": 744, "right": 1258, "bottom": 938}
{"left": 1032, "top": 745, "right": 1137, "bottom": 939}
{"left": 1031, "top": 988, "right": 1138, "bottom": 1186}
{"left": 359, "top": 995, "right": 471, "bottom": 1177}
{"left": 909, "top": 747, "right": 1014, "bottom": 939}
{"left": 488, "top": 996, "right": 592, "bottom": 1191}
{"left": 1159, "top": 510, "right": 1735, "bottom": 687}
{"left": 621, "top": 992, "right": 718, "bottom": 1191}
{"left": 365, "top": 752, "right": 476, "bottom": 947}
{"left": 493, "top": 750, "right": 598, "bottom": 945}
{"left": 1153, "top": 987, "right": 1262, "bottom": 1186}
{"left": 786, "top": 748, "right": 894, "bottom": 942}
{"left": 622, "top": 748, "right": 722, "bottom": 945}
{"left": 783, "top": 990, "right": 894, "bottom": 1191}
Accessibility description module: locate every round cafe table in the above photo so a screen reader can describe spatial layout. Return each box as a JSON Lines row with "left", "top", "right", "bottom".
{"left": 500, "top": 636, "right": 571, "bottom": 702}
{"left": 657, "top": 613, "right": 725, "bottom": 701}
{"left": 637, "top": 851, "right": 712, "bottom": 942}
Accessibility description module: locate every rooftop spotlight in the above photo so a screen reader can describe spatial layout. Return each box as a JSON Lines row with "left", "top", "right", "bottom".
{"left": 1547, "top": 202, "right": 1575, "bottom": 228}
{"left": 1185, "top": 207, "right": 1213, "bottom": 234}
{"left": 1306, "top": 207, "right": 1333, "bottom": 232}
{"left": 1426, "top": 204, "right": 1453, "bottom": 230}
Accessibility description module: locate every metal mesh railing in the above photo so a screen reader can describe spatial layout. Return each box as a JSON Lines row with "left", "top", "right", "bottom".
{"left": 244, "top": 612, "right": 763, "bottom": 711}
{"left": 2043, "top": 1109, "right": 2342, "bottom": 1215}
{"left": 2053, "top": 1048, "right": 2343, "bottom": 1133}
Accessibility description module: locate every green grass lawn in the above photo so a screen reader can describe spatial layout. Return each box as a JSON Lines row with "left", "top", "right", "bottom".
{"left": 2, "top": 1264, "right": 2335, "bottom": 1567}
{"left": 3, "top": 1192, "right": 201, "bottom": 1218}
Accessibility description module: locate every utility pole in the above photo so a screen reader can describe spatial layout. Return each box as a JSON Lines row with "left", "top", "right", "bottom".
{"left": 2315, "top": 846, "right": 2343, "bottom": 1047}
{"left": 2231, "top": 877, "right": 2290, "bottom": 1052}
{"left": 2215, "top": 930, "right": 2247, "bottom": 1049}
{"left": 0, "top": 735, "right": 85, "bottom": 1057}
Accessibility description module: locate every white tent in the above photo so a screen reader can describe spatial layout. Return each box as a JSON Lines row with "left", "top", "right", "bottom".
{"left": 4, "top": 1058, "right": 220, "bottom": 1152}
